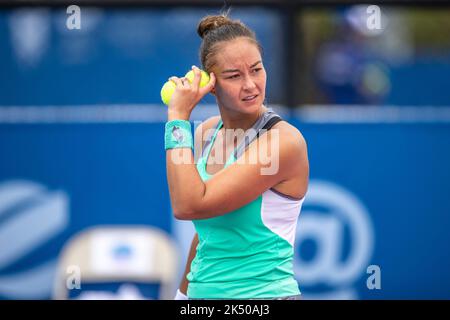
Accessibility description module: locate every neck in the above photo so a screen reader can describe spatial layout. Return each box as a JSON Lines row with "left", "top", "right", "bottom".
{"left": 218, "top": 105, "right": 268, "bottom": 131}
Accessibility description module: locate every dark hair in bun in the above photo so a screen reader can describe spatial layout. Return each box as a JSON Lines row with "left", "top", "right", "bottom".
{"left": 197, "top": 12, "right": 262, "bottom": 72}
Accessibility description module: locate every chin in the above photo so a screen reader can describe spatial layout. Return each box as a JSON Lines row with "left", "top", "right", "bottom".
{"left": 239, "top": 98, "right": 263, "bottom": 113}
{"left": 234, "top": 105, "right": 257, "bottom": 115}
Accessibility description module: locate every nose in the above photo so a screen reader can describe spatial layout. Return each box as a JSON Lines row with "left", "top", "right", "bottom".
{"left": 242, "top": 75, "right": 256, "bottom": 91}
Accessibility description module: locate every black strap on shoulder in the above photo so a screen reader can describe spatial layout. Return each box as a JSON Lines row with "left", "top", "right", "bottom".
{"left": 257, "top": 115, "right": 283, "bottom": 138}
{"left": 234, "top": 110, "right": 284, "bottom": 159}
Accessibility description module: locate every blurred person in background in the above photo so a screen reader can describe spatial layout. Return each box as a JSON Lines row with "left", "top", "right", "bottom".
{"left": 315, "top": 7, "right": 391, "bottom": 105}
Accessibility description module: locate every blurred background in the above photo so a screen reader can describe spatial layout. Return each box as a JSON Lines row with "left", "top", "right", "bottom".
{"left": 1, "top": 0, "right": 450, "bottom": 300}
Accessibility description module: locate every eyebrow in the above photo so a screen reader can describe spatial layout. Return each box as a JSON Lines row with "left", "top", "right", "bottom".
{"left": 221, "top": 61, "right": 262, "bottom": 74}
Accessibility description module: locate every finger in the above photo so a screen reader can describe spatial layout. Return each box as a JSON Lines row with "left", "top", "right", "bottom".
{"left": 180, "top": 77, "right": 190, "bottom": 88}
{"left": 200, "top": 72, "right": 216, "bottom": 95}
{"left": 169, "top": 76, "right": 182, "bottom": 88}
{"left": 191, "top": 66, "right": 201, "bottom": 90}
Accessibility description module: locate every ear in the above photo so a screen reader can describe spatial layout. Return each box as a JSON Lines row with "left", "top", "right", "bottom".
{"left": 210, "top": 87, "right": 216, "bottom": 96}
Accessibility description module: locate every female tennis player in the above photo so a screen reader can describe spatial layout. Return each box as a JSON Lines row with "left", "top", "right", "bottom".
{"left": 165, "top": 13, "right": 309, "bottom": 300}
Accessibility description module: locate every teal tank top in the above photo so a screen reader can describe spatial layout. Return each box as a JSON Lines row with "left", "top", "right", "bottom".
{"left": 187, "top": 109, "right": 303, "bottom": 299}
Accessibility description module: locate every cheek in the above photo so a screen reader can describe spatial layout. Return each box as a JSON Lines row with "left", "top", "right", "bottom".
{"left": 259, "top": 78, "right": 266, "bottom": 89}
{"left": 215, "top": 86, "right": 232, "bottom": 103}
{"left": 216, "top": 82, "right": 238, "bottom": 99}
{"left": 260, "top": 71, "right": 267, "bottom": 87}
{"left": 214, "top": 81, "right": 227, "bottom": 96}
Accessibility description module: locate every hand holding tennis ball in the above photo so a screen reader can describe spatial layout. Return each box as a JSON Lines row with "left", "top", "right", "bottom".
{"left": 184, "top": 69, "right": 210, "bottom": 89}
{"left": 160, "top": 67, "right": 212, "bottom": 106}
{"left": 160, "top": 81, "right": 176, "bottom": 106}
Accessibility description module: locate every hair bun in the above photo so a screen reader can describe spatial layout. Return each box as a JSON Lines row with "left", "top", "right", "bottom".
{"left": 197, "top": 15, "right": 234, "bottom": 39}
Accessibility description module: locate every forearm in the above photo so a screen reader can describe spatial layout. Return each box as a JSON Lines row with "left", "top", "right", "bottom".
{"left": 179, "top": 233, "right": 199, "bottom": 294}
{"left": 164, "top": 72, "right": 215, "bottom": 218}
{"left": 166, "top": 147, "right": 205, "bottom": 218}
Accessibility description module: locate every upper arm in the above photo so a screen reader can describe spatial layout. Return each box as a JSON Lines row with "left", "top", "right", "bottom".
{"left": 189, "top": 124, "right": 308, "bottom": 219}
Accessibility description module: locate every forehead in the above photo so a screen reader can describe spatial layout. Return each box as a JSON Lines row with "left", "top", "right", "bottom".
{"left": 214, "top": 38, "right": 262, "bottom": 70}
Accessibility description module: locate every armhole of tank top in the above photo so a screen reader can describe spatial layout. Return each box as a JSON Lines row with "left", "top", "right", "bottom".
{"left": 202, "top": 118, "right": 223, "bottom": 161}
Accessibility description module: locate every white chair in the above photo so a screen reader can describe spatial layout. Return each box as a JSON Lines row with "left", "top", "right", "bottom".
{"left": 52, "top": 225, "right": 179, "bottom": 300}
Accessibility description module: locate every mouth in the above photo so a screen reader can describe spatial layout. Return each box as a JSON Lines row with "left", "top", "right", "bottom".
{"left": 242, "top": 94, "right": 258, "bottom": 102}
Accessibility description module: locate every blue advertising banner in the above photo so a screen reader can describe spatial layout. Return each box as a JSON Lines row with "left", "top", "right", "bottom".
{"left": 1, "top": 105, "right": 449, "bottom": 299}
{"left": 291, "top": 111, "right": 450, "bottom": 299}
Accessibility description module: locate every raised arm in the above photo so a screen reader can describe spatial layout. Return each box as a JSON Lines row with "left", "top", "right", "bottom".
{"left": 167, "top": 123, "right": 308, "bottom": 220}
{"left": 165, "top": 67, "right": 308, "bottom": 220}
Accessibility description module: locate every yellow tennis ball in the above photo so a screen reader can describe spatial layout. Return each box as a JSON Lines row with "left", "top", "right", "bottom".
{"left": 185, "top": 69, "right": 210, "bottom": 88}
{"left": 160, "top": 80, "right": 176, "bottom": 105}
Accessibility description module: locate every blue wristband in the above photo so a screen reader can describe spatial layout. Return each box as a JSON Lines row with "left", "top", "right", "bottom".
{"left": 165, "top": 120, "right": 193, "bottom": 150}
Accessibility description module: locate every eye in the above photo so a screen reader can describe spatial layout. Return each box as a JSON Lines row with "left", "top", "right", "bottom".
{"left": 226, "top": 74, "right": 240, "bottom": 79}
{"left": 252, "top": 68, "right": 262, "bottom": 73}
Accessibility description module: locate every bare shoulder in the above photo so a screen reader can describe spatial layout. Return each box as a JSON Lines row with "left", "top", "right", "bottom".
{"left": 269, "top": 120, "right": 308, "bottom": 196}
{"left": 271, "top": 120, "right": 307, "bottom": 151}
